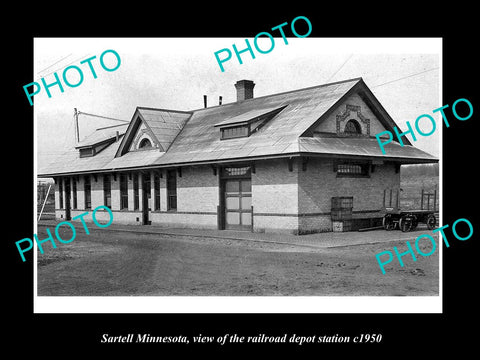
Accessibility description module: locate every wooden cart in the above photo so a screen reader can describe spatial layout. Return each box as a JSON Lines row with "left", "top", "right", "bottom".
{"left": 382, "top": 209, "right": 437, "bottom": 232}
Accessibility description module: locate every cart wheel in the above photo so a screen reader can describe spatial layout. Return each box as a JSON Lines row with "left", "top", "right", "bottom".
{"left": 399, "top": 217, "right": 413, "bottom": 232}
{"left": 382, "top": 216, "right": 396, "bottom": 230}
{"left": 411, "top": 220, "right": 418, "bottom": 231}
{"left": 426, "top": 214, "right": 436, "bottom": 230}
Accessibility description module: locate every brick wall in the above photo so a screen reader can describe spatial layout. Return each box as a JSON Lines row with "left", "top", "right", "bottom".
{"left": 298, "top": 157, "right": 400, "bottom": 232}
{"left": 177, "top": 166, "right": 219, "bottom": 213}
{"left": 111, "top": 174, "right": 120, "bottom": 211}
{"left": 149, "top": 165, "right": 219, "bottom": 228}
{"left": 252, "top": 159, "right": 299, "bottom": 233}
{"left": 91, "top": 174, "right": 104, "bottom": 210}
{"left": 150, "top": 212, "right": 217, "bottom": 229}
{"left": 76, "top": 176, "right": 85, "bottom": 210}
{"left": 51, "top": 156, "right": 400, "bottom": 233}
{"left": 54, "top": 179, "right": 61, "bottom": 210}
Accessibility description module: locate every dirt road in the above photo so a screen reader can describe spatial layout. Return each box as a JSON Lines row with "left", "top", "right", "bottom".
{"left": 36, "top": 226, "right": 439, "bottom": 296}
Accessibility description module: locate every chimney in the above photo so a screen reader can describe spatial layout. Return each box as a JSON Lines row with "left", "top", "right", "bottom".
{"left": 203, "top": 95, "right": 207, "bottom": 108}
{"left": 219, "top": 96, "right": 223, "bottom": 105}
{"left": 234, "top": 80, "right": 255, "bottom": 102}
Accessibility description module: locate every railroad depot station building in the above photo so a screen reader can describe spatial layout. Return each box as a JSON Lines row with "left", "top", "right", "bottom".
{"left": 38, "top": 78, "right": 438, "bottom": 233}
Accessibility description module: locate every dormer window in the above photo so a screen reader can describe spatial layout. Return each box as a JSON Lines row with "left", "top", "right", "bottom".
{"left": 344, "top": 119, "right": 361, "bottom": 135}
{"left": 76, "top": 123, "right": 127, "bottom": 158}
{"left": 78, "top": 142, "right": 111, "bottom": 158}
{"left": 221, "top": 125, "right": 250, "bottom": 140}
{"left": 215, "top": 105, "right": 287, "bottom": 140}
{"left": 139, "top": 138, "right": 153, "bottom": 149}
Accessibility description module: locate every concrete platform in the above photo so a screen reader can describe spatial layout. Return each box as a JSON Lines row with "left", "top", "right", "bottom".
{"left": 37, "top": 219, "right": 435, "bottom": 250}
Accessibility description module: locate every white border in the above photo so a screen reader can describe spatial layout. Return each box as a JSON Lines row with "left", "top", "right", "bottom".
{"left": 33, "top": 37, "right": 442, "bottom": 314}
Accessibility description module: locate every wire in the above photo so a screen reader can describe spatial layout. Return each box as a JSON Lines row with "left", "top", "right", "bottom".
{"left": 326, "top": 54, "right": 353, "bottom": 83}
{"left": 372, "top": 67, "right": 439, "bottom": 88}
{"left": 78, "top": 111, "right": 129, "bottom": 123}
{"left": 35, "top": 53, "right": 94, "bottom": 80}
{"left": 37, "top": 53, "right": 73, "bottom": 76}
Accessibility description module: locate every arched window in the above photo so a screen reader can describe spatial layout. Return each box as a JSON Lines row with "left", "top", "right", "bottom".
{"left": 344, "top": 119, "right": 362, "bottom": 135}
{"left": 138, "top": 138, "right": 153, "bottom": 149}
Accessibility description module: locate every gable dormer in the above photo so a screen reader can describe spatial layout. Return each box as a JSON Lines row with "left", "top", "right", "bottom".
{"left": 75, "top": 123, "right": 128, "bottom": 158}
{"left": 115, "top": 107, "right": 192, "bottom": 158}
{"left": 304, "top": 79, "right": 409, "bottom": 144}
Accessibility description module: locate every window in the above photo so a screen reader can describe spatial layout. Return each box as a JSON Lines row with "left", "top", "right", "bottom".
{"left": 331, "top": 196, "right": 353, "bottom": 232}
{"left": 154, "top": 173, "right": 160, "bottom": 211}
{"left": 133, "top": 173, "right": 139, "bottom": 210}
{"left": 215, "top": 105, "right": 286, "bottom": 140}
{"left": 221, "top": 125, "right": 249, "bottom": 140}
{"left": 120, "top": 173, "right": 128, "bottom": 210}
{"left": 344, "top": 119, "right": 361, "bottom": 135}
{"left": 222, "top": 166, "right": 251, "bottom": 177}
{"left": 59, "top": 177, "right": 64, "bottom": 209}
{"left": 84, "top": 175, "right": 91, "bottom": 209}
{"left": 79, "top": 147, "right": 94, "bottom": 158}
{"left": 335, "top": 162, "right": 370, "bottom": 177}
{"left": 331, "top": 196, "right": 353, "bottom": 220}
{"left": 72, "top": 178, "right": 77, "bottom": 209}
{"left": 144, "top": 173, "right": 151, "bottom": 210}
{"left": 167, "top": 169, "right": 177, "bottom": 211}
{"left": 103, "top": 174, "right": 111, "bottom": 208}
{"left": 139, "top": 138, "right": 153, "bottom": 149}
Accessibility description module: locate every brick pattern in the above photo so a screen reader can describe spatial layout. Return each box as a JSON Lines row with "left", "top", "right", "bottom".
{"left": 298, "top": 157, "right": 399, "bottom": 232}
{"left": 314, "top": 93, "right": 387, "bottom": 135}
{"left": 177, "top": 166, "right": 219, "bottom": 213}
{"left": 52, "top": 157, "right": 400, "bottom": 234}
{"left": 252, "top": 159, "right": 298, "bottom": 213}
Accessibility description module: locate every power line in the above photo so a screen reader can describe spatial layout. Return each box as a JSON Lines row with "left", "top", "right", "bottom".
{"left": 326, "top": 54, "right": 353, "bottom": 83}
{"left": 37, "top": 53, "right": 73, "bottom": 75}
{"left": 35, "top": 53, "right": 94, "bottom": 80}
{"left": 372, "top": 67, "right": 439, "bottom": 88}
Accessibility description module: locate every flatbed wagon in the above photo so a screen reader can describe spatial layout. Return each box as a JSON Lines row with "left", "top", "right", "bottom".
{"left": 382, "top": 209, "right": 437, "bottom": 232}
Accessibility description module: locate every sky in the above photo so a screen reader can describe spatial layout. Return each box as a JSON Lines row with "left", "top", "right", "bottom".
{"left": 34, "top": 37, "right": 441, "bottom": 173}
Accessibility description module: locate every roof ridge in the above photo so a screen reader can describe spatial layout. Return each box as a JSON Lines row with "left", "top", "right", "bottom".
{"left": 189, "top": 77, "right": 364, "bottom": 112}
{"left": 136, "top": 106, "right": 193, "bottom": 114}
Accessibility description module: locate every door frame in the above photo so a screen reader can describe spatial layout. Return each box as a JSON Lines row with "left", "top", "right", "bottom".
{"left": 219, "top": 165, "right": 252, "bottom": 231}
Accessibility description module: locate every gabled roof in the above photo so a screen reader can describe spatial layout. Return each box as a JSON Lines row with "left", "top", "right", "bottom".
{"left": 115, "top": 107, "right": 192, "bottom": 157}
{"left": 38, "top": 77, "right": 437, "bottom": 177}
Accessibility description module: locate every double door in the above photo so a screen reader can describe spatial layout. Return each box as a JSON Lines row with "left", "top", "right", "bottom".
{"left": 223, "top": 178, "right": 252, "bottom": 231}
